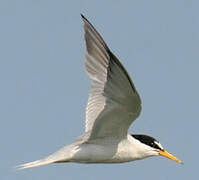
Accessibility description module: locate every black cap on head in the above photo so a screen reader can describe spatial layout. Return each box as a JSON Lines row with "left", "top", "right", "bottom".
{"left": 131, "top": 134, "right": 163, "bottom": 150}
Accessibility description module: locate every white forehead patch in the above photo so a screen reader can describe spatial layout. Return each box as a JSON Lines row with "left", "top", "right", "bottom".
{"left": 154, "top": 141, "right": 164, "bottom": 150}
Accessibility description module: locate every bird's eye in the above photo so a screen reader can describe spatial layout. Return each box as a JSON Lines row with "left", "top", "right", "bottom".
{"left": 149, "top": 142, "right": 161, "bottom": 149}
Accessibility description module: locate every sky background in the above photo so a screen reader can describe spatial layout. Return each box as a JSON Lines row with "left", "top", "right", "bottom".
{"left": 1, "top": 0, "right": 198, "bottom": 179}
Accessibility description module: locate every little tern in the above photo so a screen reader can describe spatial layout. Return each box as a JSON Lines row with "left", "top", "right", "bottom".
{"left": 18, "top": 14, "right": 182, "bottom": 169}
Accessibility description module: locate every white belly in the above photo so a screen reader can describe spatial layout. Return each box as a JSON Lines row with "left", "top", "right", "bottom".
{"left": 70, "top": 137, "right": 140, "bottom": 163}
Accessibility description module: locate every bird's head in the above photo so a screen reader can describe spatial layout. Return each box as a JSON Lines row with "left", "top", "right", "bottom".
{"left": 131, "top": 134, "right": 183, "bottom": 164}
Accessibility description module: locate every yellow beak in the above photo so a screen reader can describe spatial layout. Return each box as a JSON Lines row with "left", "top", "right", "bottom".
{"left": 157, "top": 150, "right": 183, "bottom": 164}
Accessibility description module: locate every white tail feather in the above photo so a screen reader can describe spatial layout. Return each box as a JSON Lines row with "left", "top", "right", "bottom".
{"left": 17, "top": 158, "right": 55, "bottom": 169}
{"left": 17, "top": 142, "right": 76, "bottom": 169}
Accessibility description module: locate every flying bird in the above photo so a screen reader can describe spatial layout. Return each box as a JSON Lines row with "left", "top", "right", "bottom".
{"left": 18, "top": 14, "right": 182, "bottom": 169}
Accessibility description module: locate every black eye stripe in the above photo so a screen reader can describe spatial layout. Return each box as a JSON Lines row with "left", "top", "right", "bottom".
{"left": 151, "top": 142, "right": 161, "bottom": 150}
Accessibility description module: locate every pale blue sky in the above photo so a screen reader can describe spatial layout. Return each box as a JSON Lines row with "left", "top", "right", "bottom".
{"left": 1, "top": 0, "right": 198, "bottom": 179}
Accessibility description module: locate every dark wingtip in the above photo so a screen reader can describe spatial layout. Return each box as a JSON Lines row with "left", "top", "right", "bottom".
{"left": 81, "top": 14, "right": 87, "bottom": 21}
{"left": 81, "top": 14, "right": 90, "bottom": 24}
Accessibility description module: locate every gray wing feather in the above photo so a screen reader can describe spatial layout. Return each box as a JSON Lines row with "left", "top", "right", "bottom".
{"left": 82, "top": 15, "right": 141, "bottom": 140}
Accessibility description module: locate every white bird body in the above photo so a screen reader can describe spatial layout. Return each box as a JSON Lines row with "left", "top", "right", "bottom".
{"left": 18, "top": 15, "right": 182, "bottom": 169}
{"left": 67, "top": 135, "right": 157, "bottom": 163}
{"left": 19, "top": 135, "right": 158, "bottom": 168}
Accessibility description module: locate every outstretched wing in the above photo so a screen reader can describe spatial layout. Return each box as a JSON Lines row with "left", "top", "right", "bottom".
{"left": 82, "top": 15, "right": 141, "bottom": 140}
